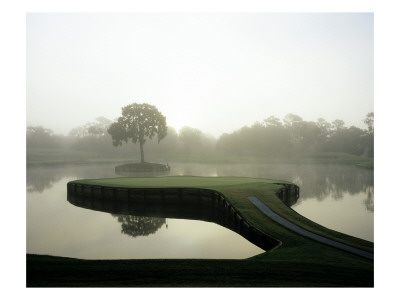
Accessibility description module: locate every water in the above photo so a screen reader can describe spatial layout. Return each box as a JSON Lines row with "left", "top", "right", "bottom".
{"left": 26, "top": 162, "right": 373, "bottom": 260}
{"left": 26, "top": 163, "right": 264, "bottom": 259}
{"left": 166, "top": 162, "right": 373, "bottom": 241}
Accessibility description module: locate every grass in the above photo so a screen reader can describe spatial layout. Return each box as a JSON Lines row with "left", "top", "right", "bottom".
{"left": 356, "top": 160, "right": 374, "bottom": 169}
{"left": 26, "top": 148, "right": 132, "bottom": 166}
{"left": 27, "top": 176, "right": 374, "bottom": 287}
{"left": 27, "top": 253, "right": 372, "bottom": 287}
{"left": 27, "top": 147, "right": 373, "bottom": 169}
{"left": 164, "top": 152, "right": 373, "bottom": 166}
{"left": 74, "top": 176, "right": 290, "bottom": 188}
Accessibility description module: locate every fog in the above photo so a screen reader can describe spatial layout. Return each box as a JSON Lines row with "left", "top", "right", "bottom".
{"left": 26, "top": 13, "right": 373, "bottom": 138}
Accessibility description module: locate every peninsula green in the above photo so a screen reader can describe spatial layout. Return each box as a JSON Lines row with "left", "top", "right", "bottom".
{"left": 28, "top": 176, "right": 374, "bottom": 287}
{"left": 71, "top": 176, "right": 372, "bottom": 253}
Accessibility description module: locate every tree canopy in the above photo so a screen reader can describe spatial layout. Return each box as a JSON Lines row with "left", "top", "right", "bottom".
{"left": 217, "top": 112, "right": 374, "bottom": 157}
{"left": 363, "top": 112, "right": 374, "bottom": 134}
{"left": 107, "top": 103, "right": 167, "bottom": 163}
{"left": 26, "top": 126, "right": 61, "bottom": 148}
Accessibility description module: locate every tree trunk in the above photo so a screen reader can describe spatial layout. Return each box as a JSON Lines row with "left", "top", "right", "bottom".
{"left": 139, "top": 141, "right": 145, "bottom": 163}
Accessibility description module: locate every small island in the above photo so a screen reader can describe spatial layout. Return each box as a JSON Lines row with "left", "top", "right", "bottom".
{"left": 115, "top": 162, "right": 170, "bottom": 173}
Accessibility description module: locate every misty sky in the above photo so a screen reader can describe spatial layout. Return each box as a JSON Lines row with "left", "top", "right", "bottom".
{"left": 26, "top": 13, "right": 373, "bottom": 137}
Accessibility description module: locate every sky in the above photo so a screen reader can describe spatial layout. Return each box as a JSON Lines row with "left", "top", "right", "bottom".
{"left": 26, "top": 12, "right": 374, "bottom": 138}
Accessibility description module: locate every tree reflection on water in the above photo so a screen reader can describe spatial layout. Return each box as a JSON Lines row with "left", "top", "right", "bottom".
{"left": 112, "top": 215, "right": 166, "bottom": 237}
{"left": 364, "top": 187, "right": 374, "bottom": 212}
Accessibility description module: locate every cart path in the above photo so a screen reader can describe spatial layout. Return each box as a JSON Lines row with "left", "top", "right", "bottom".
{"left": 247, "top": 196, "right": 373, "bottom": 260}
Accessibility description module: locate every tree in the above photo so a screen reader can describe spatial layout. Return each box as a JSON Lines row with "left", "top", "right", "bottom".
{"left": 87, "top": 117, "right": 112, "bottom": 136}
{"left": 283, "top": 113, "right": 303, "bottom": 128}
{"left": 316, "top": 118, "right": 332, "bottom": 138}
{"left": 179, "top": 126, "right": 202, "bottom": 153}
{"left": 26, "top": 126, "right": 60, "bottom": 148}
{"left": 363, "top": 112, "right": 374, "bottom": 134}
{"left": 108, "top": 103, "right": 167, "bottom": 163}
{"left": 264, "top": 115, "right": 283, "bottom": 128}
{"left": 69, "top": 116, "right": 112, "bottom": 137}
{"left": 362, "top": 112, "right": 374, "bottom": 157}
{"left": 331, "top": 119, "right": 346, "bottom": 132}
{"left": 315, "top": 118, "right": 332, "bottom": 151}
{"left": 283, "top": 114, "right": 304, "bottom": 153}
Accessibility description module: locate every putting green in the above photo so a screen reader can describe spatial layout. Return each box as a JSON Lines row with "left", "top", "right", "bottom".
{"left": 73, "top": 175, "right": 290, "bottom": 189}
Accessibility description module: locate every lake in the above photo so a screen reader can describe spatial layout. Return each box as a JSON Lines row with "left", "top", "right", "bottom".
{"left": 26, "top": 162, "right": 373, "bottom": 259}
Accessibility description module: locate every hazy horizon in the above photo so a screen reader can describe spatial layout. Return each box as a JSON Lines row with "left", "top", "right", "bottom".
{"left": 27, "top": 13, "right": 373, "bottom": 138}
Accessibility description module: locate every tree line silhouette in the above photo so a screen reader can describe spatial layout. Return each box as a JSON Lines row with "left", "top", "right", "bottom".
{"left": 217, "top": 113, "right": 373, "bottom": 157}
{"left": 26, "top": 112, "right": 373, "bottom": 159}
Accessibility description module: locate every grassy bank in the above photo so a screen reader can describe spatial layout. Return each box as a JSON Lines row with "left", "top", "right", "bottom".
{"left": 27, "top": 176, "right": 373, "bottom": 287}
{"left": 27, "top": 147, "right": 373, "bottom": 169}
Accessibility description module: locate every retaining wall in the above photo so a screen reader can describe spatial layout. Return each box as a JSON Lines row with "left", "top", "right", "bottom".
{"left": 67, "top": 182, "right": 300, "bottom": 252}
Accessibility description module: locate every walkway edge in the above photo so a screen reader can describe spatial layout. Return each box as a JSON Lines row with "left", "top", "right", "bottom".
{"left": 247, "top": 196, "right": 373, "bottom": 260}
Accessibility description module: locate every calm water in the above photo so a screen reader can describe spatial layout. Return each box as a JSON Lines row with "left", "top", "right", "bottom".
{"left": 26, "top": 162, "right": 373, "bottom": 259}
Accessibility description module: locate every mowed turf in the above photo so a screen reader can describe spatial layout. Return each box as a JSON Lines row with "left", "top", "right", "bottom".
{"left": 74, "top": 175, "right": 290, "bottom": 188}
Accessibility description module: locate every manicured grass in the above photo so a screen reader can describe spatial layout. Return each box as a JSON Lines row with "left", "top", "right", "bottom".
{"left": 27, "top": 176, "right": 374, "bottom": 287}
{"left": 166, "top": 152, "right": 373, "bottom": 166}
{"left": 27, "top": 147, "right": 373, "bottom": 168}
{"left": 74, "top": 175, "right": 290, "bottom": 189}
{"left": 26, "top": 148, "right": 132, "bottom": 166}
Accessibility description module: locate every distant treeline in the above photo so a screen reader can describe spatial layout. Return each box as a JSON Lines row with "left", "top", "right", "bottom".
{"left": 217, "top": 113, "right": 374, "bottom": 158}
{"left": 26, "top": 113, "right": 374, "bottom": 160}
{"left": 26, "top": 117, "right": 217, "bottom": 160}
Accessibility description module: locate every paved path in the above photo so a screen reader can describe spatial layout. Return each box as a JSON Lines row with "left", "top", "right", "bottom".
{"left": 247, "top": 196, "right": 373, "bottom": 260}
